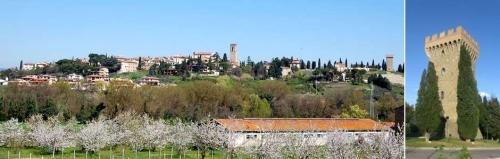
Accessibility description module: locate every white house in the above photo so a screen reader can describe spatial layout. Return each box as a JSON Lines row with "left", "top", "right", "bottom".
{"left": 215, "top": 118, "right": 391, "bottom": 148}
{"left": 118, "top": 60, "right": 139, "bottom": 73}
{"left": 0, "top": 77, "right": 8, "bottom": 85}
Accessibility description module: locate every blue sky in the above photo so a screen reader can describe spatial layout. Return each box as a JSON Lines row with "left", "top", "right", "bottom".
{"left": 0, "top": 0, "right": 403, "bottom": 69}
{"left": 406, "top": 0, "right": 500, "bottom": 105}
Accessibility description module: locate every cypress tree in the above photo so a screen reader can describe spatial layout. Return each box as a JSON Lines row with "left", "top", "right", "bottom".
{"left": 415, "top": 62, "right": 443, "bottom": 142}
{"left": 318, "top": 58, "right": 321, "bottom": 69}
{"left": 0, "top": 97, "right": 7, "bottom": 121}
{"left": 457, "top": 45, "right": 481, "bottom": 141}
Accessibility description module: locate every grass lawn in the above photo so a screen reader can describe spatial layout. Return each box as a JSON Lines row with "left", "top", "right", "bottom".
{"left": 406, "top": 137, "right": 500, "bottom": 148}
{"left": 0, "top": 146, "right": 237, "bottom": 159}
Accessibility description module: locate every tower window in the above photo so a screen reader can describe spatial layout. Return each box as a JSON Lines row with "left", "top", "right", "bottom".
{"left": 441, "top": 67, "right": 446, "bottom": 76}
{"left": 441, "top": 91, "right": 445, "bottom": 99}
{"left": 441, "top": 50, "right": 445, "bottom": 56}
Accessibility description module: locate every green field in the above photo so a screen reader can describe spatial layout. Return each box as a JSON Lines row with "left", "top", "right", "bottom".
{"left": 0, "top": 146, "right": 233, "bottom": 159}
{"left": 406, "top": 137, "right": 500, "bottom": 148}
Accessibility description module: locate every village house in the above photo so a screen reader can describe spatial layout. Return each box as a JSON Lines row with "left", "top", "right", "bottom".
{"left": 16, "top": 74, "right": 58, "bottom": 86}
{"left": 0, "top": 77, "right": 8, "bottom": 86}
{"left": 87, "top": 68, "right": 110, "bottom": 83}
{"left": 290, "top": 58, "right": 301, "bottom": 69}
{"left": 215, "top": 118, "right": 390, "bottom": 148}
{"left": 65, "top": 73, "right": 84, "bottom": 89}
{"left": 8, "top": 79, "right": 30, "bottom": 86}
{"left": 192, "top": 52, "right": 214, "bottom": 63}
{"left": 138, "top": 76, "right": 160, "bottom": 86}
{"left": 170, "top": 55, "right": 189, "bottom": 64}
{"left": 118, "top": 60, "right": 139, "bottom": 73}
{"left": 281, "top": 67, "right": 292, "bottom": 78}
{"left": 22, "top": 62, "right": 49, "bottom": 71}
{"left": 334, "top": 61, "right": 348, "bottom": 72}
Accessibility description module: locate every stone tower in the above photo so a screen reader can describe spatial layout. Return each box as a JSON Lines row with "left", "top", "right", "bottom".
{"left": 386, "top": 54, "right": 394, "bottom": 72}
{"left": 424, "top": 26, "right": 479, "bottom": 138}
{"left": 230, "top": 43, "right": 239, "bottom": 67}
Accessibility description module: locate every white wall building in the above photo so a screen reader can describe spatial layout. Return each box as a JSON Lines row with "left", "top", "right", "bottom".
{"left": 118, "top": 60, "right": 139, "bottom": 73}
{"left": 215, "top": 118, "right": 391, "bottom": 148}
{"left": 0, "top": 77, "right": 8, "bottom": 85}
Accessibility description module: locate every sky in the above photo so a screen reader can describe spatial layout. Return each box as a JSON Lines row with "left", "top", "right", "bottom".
{"left": 0, "top": 0, "right": 403, "bottom": 69}
{"left": 406, "top": 0, "right": 500, "bottom": 105}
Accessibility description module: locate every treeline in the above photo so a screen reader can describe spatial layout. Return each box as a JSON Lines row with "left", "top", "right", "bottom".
{"left": 0, "top": 76, "right": 402, "bottom": 122}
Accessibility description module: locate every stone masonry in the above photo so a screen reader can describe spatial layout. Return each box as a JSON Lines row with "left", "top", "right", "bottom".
{"left": 230, "top": 43, "right": 239, "bottom": 67}
{"left": 386, "top": 54, "right": 394, "bottom": 72}
{"left": 424, "top": 26, "right": 479, "bottom": 138}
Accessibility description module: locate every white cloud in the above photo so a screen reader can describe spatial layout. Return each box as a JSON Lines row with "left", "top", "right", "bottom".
{"left": 479, "top": 91, "right": 491, "bottom": 99}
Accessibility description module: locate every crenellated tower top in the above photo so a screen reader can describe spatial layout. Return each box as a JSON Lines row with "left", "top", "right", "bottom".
{"left": 425, "top": 26, "right": 479, "bottom": 62}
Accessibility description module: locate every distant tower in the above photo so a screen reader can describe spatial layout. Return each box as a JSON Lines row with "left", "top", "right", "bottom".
{"left": 386, "top": 54, "right": 394, "bottom": 72}
{"left": 424, "top": 26, "right": 479, "bottom": 138}
{"left": 230, "top": 43, "right": 239, "bottom": 67}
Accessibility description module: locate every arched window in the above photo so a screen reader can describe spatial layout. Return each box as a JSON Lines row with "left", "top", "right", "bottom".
{"left": 442, "top": 50, "right": 445, "bottom": 56}
{"left": 441, "top": 91, "right": 445, "bottom": 99}
{"left": 441, "top": 67, "right": 446, "bottom": 76}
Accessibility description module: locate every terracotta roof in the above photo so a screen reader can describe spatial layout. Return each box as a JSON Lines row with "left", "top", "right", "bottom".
{"left": 215, "top": 118, "right": 389, "bottom": 132}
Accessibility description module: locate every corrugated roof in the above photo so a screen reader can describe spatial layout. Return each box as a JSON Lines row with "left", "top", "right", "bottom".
{"left": 215, "top": 118, "right": 389, "bottom": 132}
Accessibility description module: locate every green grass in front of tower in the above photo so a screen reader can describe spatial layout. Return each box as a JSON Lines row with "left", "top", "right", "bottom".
{"left": 406, "top": 137, "right": 500, "bottom": 148}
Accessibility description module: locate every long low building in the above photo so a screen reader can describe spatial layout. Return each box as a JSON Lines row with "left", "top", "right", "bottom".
{"left": 215, "top": 118, "right": 391, "bottom": 147}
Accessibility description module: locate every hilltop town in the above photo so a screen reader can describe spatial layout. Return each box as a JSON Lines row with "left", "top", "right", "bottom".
{"left": 0, "top": 43, "right": 404, "bottom": 91}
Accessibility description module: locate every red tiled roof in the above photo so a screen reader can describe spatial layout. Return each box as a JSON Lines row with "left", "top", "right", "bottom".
{"left": 215, "top": 118, "right": 389, "bottom": 132}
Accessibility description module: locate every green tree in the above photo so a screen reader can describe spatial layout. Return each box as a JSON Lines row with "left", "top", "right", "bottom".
{"left": 40, "top": 98, "right": 58, "bottom": 119}
{"left": 405, "top": 103, "right": 420, "bottom": 137}
{"left": 137, "top": 57, "right": 143, "bottom": 70}
{"left": 243, "top": 94, "right": 272, "bottom": 118}
{"left": 415, "top": 62, "right": 443, "bottom": 142}
{"left": 457, "top": 45, "right": 481, "bottom": 141}
{"left": 24, "top": 96, "right": 38, "bottom": 121}
{"left": 0, "top": 97, "right": 7, "bottom": 121}
{"left": 340, "top": 105, "right": 368, "bottom": 118}
{"left": 268, "top": 58, "right": 282, "bottom": 78}
{"left": 317, "top": 58, "right": 321, "bottom": 69}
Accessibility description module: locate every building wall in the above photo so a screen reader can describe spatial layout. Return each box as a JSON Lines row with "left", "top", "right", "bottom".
{"left": 230, "top": 43, "right": 239, "bottom": 66}
{"left": 119, "top": 61, "right": 138, "bottom": 73}
{"left": 386, "top": 56, "right": 394, "bottom": 72}
{"left": 229, "top": 131, "right": 389, "bottom": 148}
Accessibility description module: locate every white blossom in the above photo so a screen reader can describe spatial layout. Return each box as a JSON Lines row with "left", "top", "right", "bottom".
{"left": 192, "top": 120, "right": 228, "bottom": 158}
{"left": 0, "top": 118, "right": 27, "bottom": 148}
{"left": 27, "top": 115, "right": 74, "bottom": 156}
{"left": 77, "top": 119, "right": 110, "bottom": 152}
{"left": 141, "top": 116, "right": 170, "bottom": 150}
{"left": 169, "top": 119, "right": 194, "bottom": 154}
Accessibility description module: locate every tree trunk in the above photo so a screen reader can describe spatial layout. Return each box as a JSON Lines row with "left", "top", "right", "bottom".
{"left": 170, "top": 147, "right": 173, "bottom": 159}
{"left": 122, "top": 148, "right": 125, "bottom": 159}
{"left": 74, "top": 150, "right": 76, "bottom": 159}
{"left": 149, "top": 150, "right": 151, "bottom": 159}
{"left": 201, "top": 150, "right": 206, "bottom": 159}
{"left": 52, "top": 148, "right": 55, "bottom": 159}
{"left": 424, "top": 132, "right": 431, "bottom": 143}
{"left": 86, "top": 151, "right": 88, "bottom": 159}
